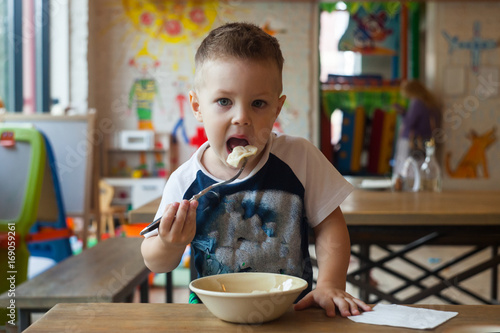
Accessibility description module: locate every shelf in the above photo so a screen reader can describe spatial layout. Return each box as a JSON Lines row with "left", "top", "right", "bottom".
{"left": 102, "top": 132, "right": 173, "bottom": 179}
{"left": 103, "top": 177, "right": 166, "bottom": 182}
{"left": 107, "top": 148, "right": 167, "bottom": 153}
{"left": 111, "top": 198, "right": 131, "bottom": 206}
{"left": 103, "top": 177, "right": 166, "bottom": 210}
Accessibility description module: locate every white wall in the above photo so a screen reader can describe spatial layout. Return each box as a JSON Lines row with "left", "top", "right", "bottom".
{"left": 427, "top": 2, "right": 500, "bottom": 190}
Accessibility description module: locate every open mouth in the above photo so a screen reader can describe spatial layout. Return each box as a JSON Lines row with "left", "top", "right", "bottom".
{"left": 226, "top": 137, "right": 249, "bottom": 153}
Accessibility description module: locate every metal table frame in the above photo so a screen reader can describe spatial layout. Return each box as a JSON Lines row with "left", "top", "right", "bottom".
{"left": 347, "top": 225, "right": 500, "bottom": 304}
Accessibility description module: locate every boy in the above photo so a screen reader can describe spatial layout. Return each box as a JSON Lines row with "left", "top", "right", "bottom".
{"left": 141, "top": 22, "right": 370, "bottom": 317}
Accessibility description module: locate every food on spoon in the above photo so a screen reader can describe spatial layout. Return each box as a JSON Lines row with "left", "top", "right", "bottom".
{"left": 226, "top": 145, "right": 257, "bottom": 168}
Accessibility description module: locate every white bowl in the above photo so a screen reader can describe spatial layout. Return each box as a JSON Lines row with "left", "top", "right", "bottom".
{"left": 189, "top": 272, "right": 308, "bottom": 324}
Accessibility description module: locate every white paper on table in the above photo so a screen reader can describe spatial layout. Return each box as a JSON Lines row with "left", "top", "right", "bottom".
{"left": 359, "top": 179, "right": 392, "bottom": 190}
{"left": 348, "top": 304, "right": 458, "bottom": 330}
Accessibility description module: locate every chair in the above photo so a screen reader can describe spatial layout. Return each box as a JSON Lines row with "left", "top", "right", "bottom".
{"left": 0, "top": 127, "right": 46, "bottom": 326}
{"left": 98, "top": 180, "right": 127, "bottom": 238}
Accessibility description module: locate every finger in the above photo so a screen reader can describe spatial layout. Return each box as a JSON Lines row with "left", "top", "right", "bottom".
{"left": 160, "top": 203, "right": 179, "bottom": 234}
{"left": 170, "top": 200, "right": 190, "bottom": 235}
{"left": 344, "top": 297, "right": 360, "bottom": 316}
{"left": 318, "top": 297, "right": 336, "bottom": 317}
{"left": 293, "top": 293, "right": 315, "bottom": 311}
{"left": 183, "top": 200, "right": 198, "bottom": 235}
{"left": 333, "top": 297, "right": 351, "bottom": 317}
{"left": 353, "top": 298, "right": 372, "bottom": 312}
{"left": 162, "top": 202, "right": 171, "bottom": 215}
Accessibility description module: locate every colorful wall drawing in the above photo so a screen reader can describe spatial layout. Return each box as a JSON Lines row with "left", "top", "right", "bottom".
{"left": 128, "top": 42, "right": 164, "bottom": 131}
{"left": 122, "top": 0, "right": 219, "bottom": 44}
{"left": 173, "top": 91, "right": 190, "bottom": 144}
{"left": 261, "top": 21, "right": 286, "bottom": 36}
{"left": 122, "top": 0, "right": 218, "bottom": 143}
{"left": 126, "top": 41, "right": 166, "bottom": 175}
{"left": 445, "top": 127, "right": 497, "bottom": 178}
{"left": 442, "top": 21, "right": 499, "bottom": 73}
{"left": 94, "top": 1, "right": 315, "bottom": 167}
{"left": 338, "top": 6, "right": 399, "bottom": 55}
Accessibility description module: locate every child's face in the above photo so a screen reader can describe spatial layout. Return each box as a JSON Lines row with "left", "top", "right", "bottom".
{"left": 190, "top": 58, "right": 286, "bottom": 170}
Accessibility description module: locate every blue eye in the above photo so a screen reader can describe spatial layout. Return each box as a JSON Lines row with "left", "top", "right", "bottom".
{"left": 252, "top": 100, "right": 266, "bottom": 108}
{"left": 217, "top": 98, "right": 231, "bottom": 107}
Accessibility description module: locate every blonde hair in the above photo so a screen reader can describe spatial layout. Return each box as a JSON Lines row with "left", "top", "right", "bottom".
{"left": 194, "top": 22, "right": 284, "bottom": 91}
{"left": 401, "top": 80, "right": 441, "bottom": 110}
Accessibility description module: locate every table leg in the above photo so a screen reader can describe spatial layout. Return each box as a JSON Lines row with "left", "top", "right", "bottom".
{"left": 402, "top": 256, "right": 500, "bottom": 304}
{"left": 359, "top": 244, "right": 370, "bottom": 302}
{"left": 19, "top": 309, "right": 31, "bottom": 332}
{"left": 492, "top": 245, "right": 498, "bottom": 302}
{"left": 140, "top": 278, "right": 149, "bottom": 303}
{"left": 165, "top": 272, "right": 173, "bottom": 303}
{"left": 190, "top": 260, "right": 197, "bottom": 282}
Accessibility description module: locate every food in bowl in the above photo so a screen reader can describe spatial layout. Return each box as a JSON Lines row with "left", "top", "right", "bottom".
{"left": 189, "top": 272, "right": 308, "bottom": 324}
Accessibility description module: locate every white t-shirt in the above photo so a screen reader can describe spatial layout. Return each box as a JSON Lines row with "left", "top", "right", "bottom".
{"left": 154, "top": 132, "right": 353, "bottom": 290}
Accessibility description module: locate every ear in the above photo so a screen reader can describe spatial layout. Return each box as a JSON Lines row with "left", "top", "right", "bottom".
{"left": 189, "top": 90, "right": 203, "bottom": 122}
{"left": 275, "top": 95, "right": 287, "bottom": 119}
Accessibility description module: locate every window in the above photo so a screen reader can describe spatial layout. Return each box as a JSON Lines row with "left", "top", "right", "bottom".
{"left": 2, "top": 0, "right": 23, "bottom": 112}
{"left": 319, "top": 4, "right": 361, "bottom": 83}
{"left": 50, "top": 0, "right": 70, "bottom": 112}
{"left": 1, "top": 0, "right": 52, "bottom": 113}
{"left": 0, "top": 1, "right": 7, "bottom": 111}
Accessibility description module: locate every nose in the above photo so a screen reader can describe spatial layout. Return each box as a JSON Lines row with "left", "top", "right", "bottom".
{"left": 231, "top": 105, "right": 251, "bottom": 126}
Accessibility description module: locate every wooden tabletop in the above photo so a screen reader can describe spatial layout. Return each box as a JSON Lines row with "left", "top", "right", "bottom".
{"left": 128, "top": 190, "right": 500, "bottom": 226}
{"left": 128, "top": 197, "right": 161, "bottom": 224}
{"left": 0, "top": 237, "right": 149, "bottom": 309}
{"left": 341, "top": 190, "right": 500, "bottom": 225}
{"left": 24, "top": 303, "right": 500, "bottom": 332}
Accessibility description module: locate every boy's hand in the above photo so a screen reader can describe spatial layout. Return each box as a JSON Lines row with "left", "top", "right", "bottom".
{"left": 294, "top": 286, "right": 371, "bottom": 317}
{"left": 158, "top": 200, "right": 198, "bottom": 248}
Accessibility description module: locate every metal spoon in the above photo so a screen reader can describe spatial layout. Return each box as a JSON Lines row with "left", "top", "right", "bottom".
{"left": 139, "top": 158, "right": 248, "bottom": 236}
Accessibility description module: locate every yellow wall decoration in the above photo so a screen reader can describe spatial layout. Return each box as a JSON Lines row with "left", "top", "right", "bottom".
{"left": 122, "top": 0, "right": 218, "bottom": 44}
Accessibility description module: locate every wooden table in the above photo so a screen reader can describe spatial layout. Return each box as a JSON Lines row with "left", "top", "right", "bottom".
{"left": 128, "top": 190, "right": 500, "bottom": 304}
{"left": 128, "top": 197, "right": 161, "bottom": 224}
{"left": 0, "top": 237, "right": 150, "bottom": 331}
{"left": 341, "top": 190, "right": 500, "bottom": 225}
{"left": 23, "top": 303, "right": 500, "bottom": 332}
{"left": 128, "top": 190, "right": 500, "bottom": 226}
{"left": 341, "top": 190, "right": 500, "bottom": 305}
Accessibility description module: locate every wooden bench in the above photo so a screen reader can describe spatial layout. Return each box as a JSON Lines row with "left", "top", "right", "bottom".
{"left": 0, "top": 237, "right": 150, "bottom": 331}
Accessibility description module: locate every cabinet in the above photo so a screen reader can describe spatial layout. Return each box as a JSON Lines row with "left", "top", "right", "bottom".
{"left": 102, "top": 132, "right": 173, "bottom": 209}
{"left": 103, "top": 177, "right": 165, "bottom": 210}
{"left": 103, "top": 131, "right": 171, "bottom": 178}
